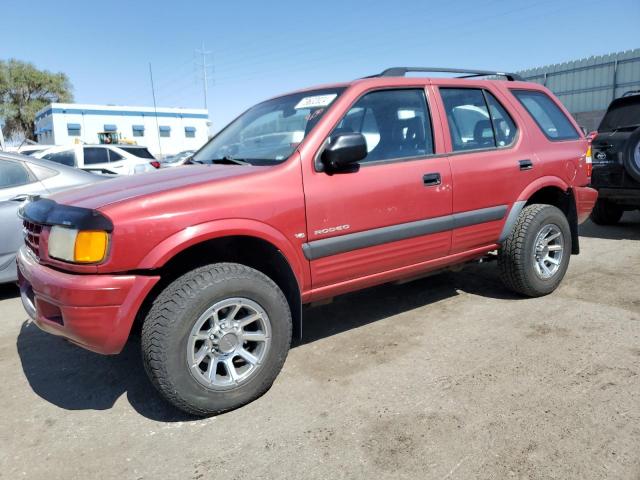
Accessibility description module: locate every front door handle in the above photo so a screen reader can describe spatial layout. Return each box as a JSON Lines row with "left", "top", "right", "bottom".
{"left": 519, "top": 159, "right": 533, "bottom": 171}
{"left": 423, "top": 172, "right": 441, "bottom": 186}
{"left": 9, "top": 194, "right": 30, "bottom": 202}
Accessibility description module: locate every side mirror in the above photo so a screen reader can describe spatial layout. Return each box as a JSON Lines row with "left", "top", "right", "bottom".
{"left": 320, "top": 133, "right": 367, "bottom": 173}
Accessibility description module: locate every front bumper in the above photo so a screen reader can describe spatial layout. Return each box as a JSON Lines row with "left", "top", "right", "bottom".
{"left": 575, "top": 186, "right": 598, "bottom": 224}
{"left": 17, "top": 247, "right": 160, "bottom": 354}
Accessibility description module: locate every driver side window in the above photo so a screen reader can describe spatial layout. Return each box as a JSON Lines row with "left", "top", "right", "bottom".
{"left": 332, "top": 89, "right": 434, "bottom": 163}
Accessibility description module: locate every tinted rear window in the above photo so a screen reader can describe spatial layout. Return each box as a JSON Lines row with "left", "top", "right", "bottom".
{"left": 43, "top": 150, "right": 76, "bottom": 167}
{"left": 598, "top": 95, "right": 640, "bottom": 132}
{"left": 512, "top": 90, "right": 579, "bottom": 141}
{"left": 120, "top": 147, "right": 155, "bottom": 159}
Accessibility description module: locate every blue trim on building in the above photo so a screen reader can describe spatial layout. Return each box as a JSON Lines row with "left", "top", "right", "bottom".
{"left": 67, "top": 123, "right": 81, "bottom": 129}
{"left": 184, "top": 126, "right": 196, "bottom": 132}
{"left": 132, "top": 124, "right": 145, "bottom": 131}
{"left": 103, "top": 124, "right": 118, "bottom": 132}
{"left": 36, "top": 107, "right": 209, "bottom": 122}
{"left": 159, "top": 125, "right": 171, "bottom": 132}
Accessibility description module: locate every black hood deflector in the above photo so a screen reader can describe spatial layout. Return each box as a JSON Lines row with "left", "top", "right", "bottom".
{"left": 19, "top": 198, "right": 114, "bottom": 232}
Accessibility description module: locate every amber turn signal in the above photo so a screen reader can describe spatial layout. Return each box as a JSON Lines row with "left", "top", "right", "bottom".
{"left": 74, "top": 230, "right": 109, "bottom": 263}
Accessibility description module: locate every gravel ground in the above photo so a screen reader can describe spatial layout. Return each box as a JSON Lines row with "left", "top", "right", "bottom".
{"left": 1, "top": 213, "right": 639, "bottom": 480}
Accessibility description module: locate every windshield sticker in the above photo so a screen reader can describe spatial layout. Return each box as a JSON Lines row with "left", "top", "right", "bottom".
{"left": 306, "top": 108, "right": 325, "bottom": 121}
{"left": 295, "top": 94, "right": 337, "bottom": 110}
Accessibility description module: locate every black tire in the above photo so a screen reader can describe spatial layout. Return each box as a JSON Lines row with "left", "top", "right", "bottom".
{"left": 141, "top": 263, "right": 292, "bottom": 416}
{"left": 589, "top": 199, "right": 624, "bottom": 225}
{"left": 498, "top": 204, "right": 571, "bottom": 297}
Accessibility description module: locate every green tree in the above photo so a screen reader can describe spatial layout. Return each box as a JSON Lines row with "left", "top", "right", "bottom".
{"left": 0, "top": 59, "right": 73, "bottom": 142}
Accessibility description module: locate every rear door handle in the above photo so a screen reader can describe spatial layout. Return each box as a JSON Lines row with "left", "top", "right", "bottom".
{"left": 519, "top": 159, "right": 533, "bottom": 171}
{"left": 423, "top": 173, "right": 441, "bottom": 186}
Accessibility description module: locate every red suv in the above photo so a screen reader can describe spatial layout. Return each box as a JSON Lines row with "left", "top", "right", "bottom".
{"left": 17, "top": 67, "right": 597, "bottom": 416}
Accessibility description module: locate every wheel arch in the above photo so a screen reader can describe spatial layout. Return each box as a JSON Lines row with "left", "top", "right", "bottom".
{"left": 501, "top": 177, "right": 580, "bottom": 254}
{"left": 134, "top": 221, "right": 306, "bottom": 339}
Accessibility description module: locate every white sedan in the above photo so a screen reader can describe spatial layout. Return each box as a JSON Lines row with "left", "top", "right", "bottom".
{"left": 34, "top": 144, "right": 160, "bottom": 175}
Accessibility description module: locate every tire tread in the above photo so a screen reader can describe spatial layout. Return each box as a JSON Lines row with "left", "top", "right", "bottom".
{"left": 498, "top": 204, "right": 568, "bottom": 297}
{"left": 141, "top": 262, "right": 291, "bottom": 416}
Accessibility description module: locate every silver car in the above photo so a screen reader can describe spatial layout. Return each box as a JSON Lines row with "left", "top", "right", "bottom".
{"left": 0, "top": 152, "right": 104, "bottom": 283}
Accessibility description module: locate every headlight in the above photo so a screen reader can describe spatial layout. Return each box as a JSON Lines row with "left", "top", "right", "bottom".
{"left": 48, "top": 226, "right": 109, "bottom": 264}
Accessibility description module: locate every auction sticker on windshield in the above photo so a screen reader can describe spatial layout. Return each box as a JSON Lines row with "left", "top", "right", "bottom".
{"left": 295, "top": 94, "right": 338, "bottom": 110}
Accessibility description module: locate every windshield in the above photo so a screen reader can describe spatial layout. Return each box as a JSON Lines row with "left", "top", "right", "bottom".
{"left": 598, "top": 94, "right": 640, "bottom": 132}
{"left": 192, "top": 87, "right": 345, "bottom": 166}
{"left": 120, "top": 147, "right": 156, "bottom": 159}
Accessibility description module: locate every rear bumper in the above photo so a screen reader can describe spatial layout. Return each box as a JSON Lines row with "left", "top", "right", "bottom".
{"left": 17, "top": 247, "right": 160, "bottom": 354}
{"left": 592, "top": 187, "right": 640, "bottom": 204}
{"left": 575, "top": 186, "right": 598, "bottom": 224}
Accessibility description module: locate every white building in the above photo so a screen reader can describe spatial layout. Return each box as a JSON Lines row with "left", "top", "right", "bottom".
{"left": 34, "top": 103, "right": 210, "bottom": 157}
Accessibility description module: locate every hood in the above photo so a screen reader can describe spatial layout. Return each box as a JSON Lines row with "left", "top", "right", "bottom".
{"left": 50, "top": 164, "right": 267, "bottom": 210}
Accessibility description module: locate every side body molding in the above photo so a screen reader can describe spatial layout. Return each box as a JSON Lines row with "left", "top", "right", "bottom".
{"left": 303, "top": 205, "right": 507, "bottom": 261}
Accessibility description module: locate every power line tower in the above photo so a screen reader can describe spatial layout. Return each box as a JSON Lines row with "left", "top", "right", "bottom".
{"left": 195, "top": 42, "right": 214, "bottom": 113}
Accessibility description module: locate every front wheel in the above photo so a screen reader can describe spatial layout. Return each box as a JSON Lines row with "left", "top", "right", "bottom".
{"left": 141, "top": 263, "right": 292, "bottom": 416}
{"left": 498, "top": 204, "right": 571, "bottom": 297}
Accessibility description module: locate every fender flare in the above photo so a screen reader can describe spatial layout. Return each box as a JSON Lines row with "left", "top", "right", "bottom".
{"left": 515, "top": 176, "right": 570, "bottom": 203}
{"left": 138, "top": 218, "right": 308, "bottom": 289}
{"left": 498, "top": 176, "right": 571, "bottom": 244}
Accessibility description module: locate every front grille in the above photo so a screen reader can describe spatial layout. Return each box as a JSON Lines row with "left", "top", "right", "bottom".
{"left": 23, "top": 220, "right": 43, "bottom": 258}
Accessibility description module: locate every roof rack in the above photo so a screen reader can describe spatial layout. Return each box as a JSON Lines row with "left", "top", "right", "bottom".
{"left": 367, "top": 67, "right": 522, "bottom": 81}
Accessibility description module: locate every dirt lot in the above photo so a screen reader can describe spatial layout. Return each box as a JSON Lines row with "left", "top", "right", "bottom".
{"left": 1, "top": 214, "right": 639, "bottom": 480}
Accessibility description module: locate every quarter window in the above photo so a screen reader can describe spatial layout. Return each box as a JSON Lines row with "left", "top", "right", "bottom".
{"left": 332, "top": 89, "right": 434, "bottom": 163}
{"left": 512, "top": 90, "right": 579, "bottom": 141}
{"left": 27, "top": 163, "right": 58, "bottom": 181}
{"left": 440, "top": 88, "right": 517, "bottom": 152}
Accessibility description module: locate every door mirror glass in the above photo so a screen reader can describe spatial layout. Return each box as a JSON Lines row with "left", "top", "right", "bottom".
{"left": 321, "top": 133, "right": 367, "bottom": 173}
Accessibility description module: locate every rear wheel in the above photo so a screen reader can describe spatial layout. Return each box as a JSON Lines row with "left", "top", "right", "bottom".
{"left": 622, "top": 127, "right": 640, "bottom": 183}
{"left": 498, "top": 204, "right": 571, "bottom": 297}
{"left": 142, "top": 263, "right": 292, "bottom": 416}
{"left": 590, "top": 199, "right": 624, "bottom": 225}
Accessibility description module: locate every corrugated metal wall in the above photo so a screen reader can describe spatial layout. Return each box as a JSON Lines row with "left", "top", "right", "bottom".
{"left": 517, "top": 49, "right": 640, "bottom": 120}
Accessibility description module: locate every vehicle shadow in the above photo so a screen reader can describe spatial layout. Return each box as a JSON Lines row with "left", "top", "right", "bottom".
{"left": 16, "top": 321, "right": 195, "bottom": 422}
{"left": 579, "top": 211, "right": 640, "bottom": 241}
{"left": 0, "top": 283, "right": 19, "bottom": 300}
{"left": 16, "top": 262, "right": 518, "bottom": 421}
{"left": 295, "top": 262, "right": 518, "bottom": 347}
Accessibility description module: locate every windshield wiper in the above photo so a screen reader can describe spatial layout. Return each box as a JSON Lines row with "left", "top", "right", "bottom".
{"left": 209, "top": 156, "right": 251, "bottom": 166}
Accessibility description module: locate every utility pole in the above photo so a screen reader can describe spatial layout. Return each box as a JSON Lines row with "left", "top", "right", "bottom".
{"left": 195, "top": 41, "right": 213, "bottom": 113}
{"left": 149, "top": 63, "right": 163, "bottom": 158}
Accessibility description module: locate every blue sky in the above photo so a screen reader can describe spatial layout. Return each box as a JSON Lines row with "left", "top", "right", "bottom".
{"left": 2, "top": 0, "right": 639, "bottom": 130}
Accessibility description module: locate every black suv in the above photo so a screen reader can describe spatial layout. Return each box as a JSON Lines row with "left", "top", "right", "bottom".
{"left": 590, "top": 91, "right": 640, "bottom": 224}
